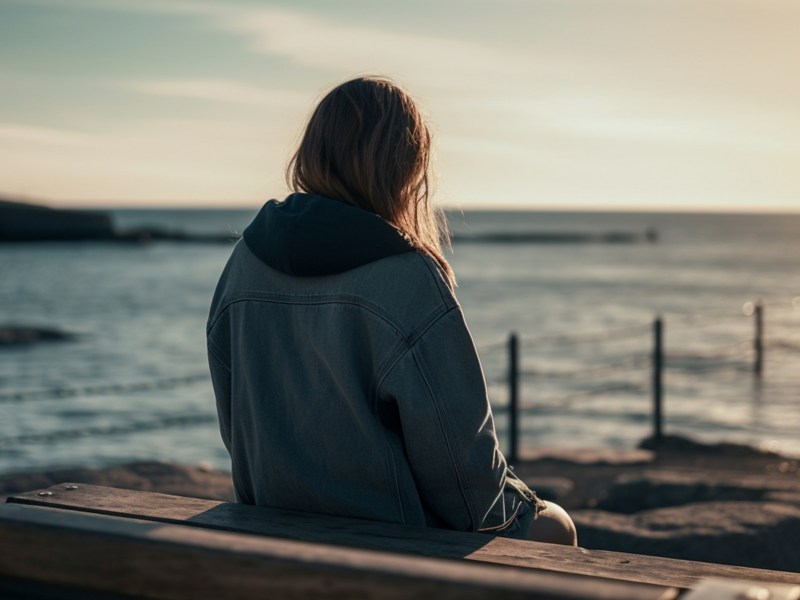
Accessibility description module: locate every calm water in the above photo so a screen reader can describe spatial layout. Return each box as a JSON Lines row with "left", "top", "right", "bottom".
{"left": 1, "top": 209, "right": 799, "bottom": 475}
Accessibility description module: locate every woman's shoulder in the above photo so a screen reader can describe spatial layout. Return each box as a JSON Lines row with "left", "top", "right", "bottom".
{"left": 321, "top": 250, "right": 459, "bottom": 338}
{"left": 365, "top": 250, "right": 456, "bottom": 305}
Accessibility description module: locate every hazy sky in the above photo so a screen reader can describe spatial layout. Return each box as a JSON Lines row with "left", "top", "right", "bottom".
{"left": 1, "top": 0, "right": 798, "bottom": 210}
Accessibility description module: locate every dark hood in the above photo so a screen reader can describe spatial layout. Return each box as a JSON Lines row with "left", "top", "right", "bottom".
{"left": 242, "top": 193, "right": 415, "bottom": 276}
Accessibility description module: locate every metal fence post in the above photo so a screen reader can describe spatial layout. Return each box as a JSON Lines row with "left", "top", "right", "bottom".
{"left": 508, "top": 332, "right": 519, "bottom": 464}
{"left": 754, "top": 301, "right": 764, "bottom": 377}
{"left": 652, "top": 317, "right": 663, "bottom": 442}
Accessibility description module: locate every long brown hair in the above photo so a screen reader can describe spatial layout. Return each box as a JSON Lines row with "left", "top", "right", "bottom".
{"left": 286, "top": 76, "right": 454, "bottom": 285}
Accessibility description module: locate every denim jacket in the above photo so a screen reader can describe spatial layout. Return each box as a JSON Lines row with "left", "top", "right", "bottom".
{"left": 207, "top": 194, "right": 543, "bottom": 536}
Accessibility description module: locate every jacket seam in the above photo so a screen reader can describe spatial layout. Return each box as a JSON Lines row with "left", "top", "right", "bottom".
{"left": 207, "top": 340, "right": 230, "bottom": 371}
{"left": 372, "top": 305, "right": 458, "bottom": 399}
{"left": 411, "top": 347, "right": 478, "bottom": 530}
{"left": 384, "top": 443, "right": 407, "bottom": 524}
{"left": 208, "top": 295, "right": 406, "bottom": 340}
{"left": 405, "top": 303, "right": 452, "bottom": 346}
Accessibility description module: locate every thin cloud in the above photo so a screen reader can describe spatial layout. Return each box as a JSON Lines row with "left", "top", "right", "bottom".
{"left": 0, "top": 123, "right": 98, "bottom": 147}
{"left": 10, "top": 0, "right": 227, "bottom": 17}
{"left": 216, "top": 8, "right": 532, "bottom": 90}
{"left": 122, "top": 79, "right": 309, "bottom": 107}
{"left": 13, "top": 0, "right": 537, "bottom": 91}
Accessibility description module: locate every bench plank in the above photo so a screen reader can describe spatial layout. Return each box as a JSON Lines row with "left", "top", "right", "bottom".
{"left": 8, "top": 483, "right": 800, "bottom": 589}
{"left": 0, "top": 503, "right": 672, "bottom": 600}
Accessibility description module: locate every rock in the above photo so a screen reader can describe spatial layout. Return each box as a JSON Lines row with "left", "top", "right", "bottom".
{"left": 573, "top": 500, "right": 800, "bottom": 572}
{"left": 513, "top": 435, "right": 800, "bottom": 570}
{"left": 597, "top": 471, "right": 800, "bottom": 514}
{"left": 522, "top": 447, "right": 655, "bottom": 466}
{"left": 0, "top": 199, "right": 113, "bottom": 242}
{"left": 529, "top": 477, "right": 574, "bottom": 502}
{"left": 0, "top": 198, "right": 239, "bottom": 244}
{"left": 0, "top": 326, "right": 75, "bottom": 346}
{"left": 640, "top": 434, "right": 783, "bottom": 460}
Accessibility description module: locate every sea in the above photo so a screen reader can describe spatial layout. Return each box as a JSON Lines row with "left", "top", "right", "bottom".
{"left": 1, "top": 209, "right": 799, "bottom": 475}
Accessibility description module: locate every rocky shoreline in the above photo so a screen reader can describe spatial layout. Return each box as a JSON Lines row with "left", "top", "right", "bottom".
{"left": 1, "top": 435, "right": 797, "bottom": 572}
{"left": 516, "top": 436, "right": 800, "bottom": 572}
{"left": 0, "top": 198, "right": 237, "bottom": 243}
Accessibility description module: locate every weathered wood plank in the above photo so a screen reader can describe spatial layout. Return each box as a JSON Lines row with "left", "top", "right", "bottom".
{"left": 9, "top": 483, "right": 800, "bottom": 589}
{"left": 0, "top": 504, "right": 673, "bottom": 600}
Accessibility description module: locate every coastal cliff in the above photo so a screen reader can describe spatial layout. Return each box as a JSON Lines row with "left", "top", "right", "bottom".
{"left": 0, "top": 199, "right": 114, "bottom": 242}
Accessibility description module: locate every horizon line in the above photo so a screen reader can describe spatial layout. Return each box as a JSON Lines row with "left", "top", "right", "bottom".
{"left": 3, "top": 194, "right": 799, "bottom": 215}
{"left": 43, "top": 203, "right": 800, "bottom": 216}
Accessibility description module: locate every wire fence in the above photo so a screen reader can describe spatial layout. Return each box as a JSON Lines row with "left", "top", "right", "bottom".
{"left": 479, "top": 300, "right": 800, "bottom": 461}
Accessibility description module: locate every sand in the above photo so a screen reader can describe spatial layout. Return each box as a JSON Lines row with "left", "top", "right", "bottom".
{"left": 1, "top": 435, "right": 798, "bottom": 572}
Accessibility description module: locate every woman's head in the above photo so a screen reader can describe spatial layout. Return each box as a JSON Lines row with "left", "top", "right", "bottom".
{"left": 287, "top": 76, "right": 453, "bottom": 284}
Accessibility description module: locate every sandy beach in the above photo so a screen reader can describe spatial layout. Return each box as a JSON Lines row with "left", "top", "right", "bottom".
{"left": 2, "top": 434, "right": 797, "bottom": 573}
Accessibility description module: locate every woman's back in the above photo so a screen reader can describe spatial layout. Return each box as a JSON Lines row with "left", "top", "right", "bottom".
{"left": 206, "top": 77, "right": 576, "bottom": 544}
{"left": 207, "top": 192, "right": 519, "bottom": 530}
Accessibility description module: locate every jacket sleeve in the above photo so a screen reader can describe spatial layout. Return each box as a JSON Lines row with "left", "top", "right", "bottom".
{"left": 378, "top": 305, "right": 522, "bottom": 532}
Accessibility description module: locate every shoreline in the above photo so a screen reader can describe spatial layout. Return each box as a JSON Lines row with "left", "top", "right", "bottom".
{"left": 2, "top": 435, "right": 798, "bottom": 572}
{"left": 518, "top": 436, "right": 800, "bottom": 572}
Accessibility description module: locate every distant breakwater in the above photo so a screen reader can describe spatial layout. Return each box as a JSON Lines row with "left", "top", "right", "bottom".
{"left": 1, "top": 199, "right": 114, "bottom": 242}
{"left": 1, "top": 199, "right": 657, "bottom": 244}
{"left": 0, "top": 199, "right": 237, "bottom": 243}
{"left": 452, "top": 230, "right": 657, "bottom": 244}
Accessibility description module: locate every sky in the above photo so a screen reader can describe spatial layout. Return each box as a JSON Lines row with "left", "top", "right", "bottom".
{"left": 0, "top": 0, "right": 799, "bottom": 211}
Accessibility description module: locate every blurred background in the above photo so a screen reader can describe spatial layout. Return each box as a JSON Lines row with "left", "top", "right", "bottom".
{"left": 1, "top": 0, "right": 798, "bottom": 475}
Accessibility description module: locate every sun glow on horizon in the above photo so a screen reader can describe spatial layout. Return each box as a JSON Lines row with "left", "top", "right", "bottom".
{"left": 1, "top": 0, "right": 799, "bottom": 212}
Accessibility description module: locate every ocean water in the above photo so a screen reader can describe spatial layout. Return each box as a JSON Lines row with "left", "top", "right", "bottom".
{"left": 1, "top": 209, "right": 799, "bottom": 475}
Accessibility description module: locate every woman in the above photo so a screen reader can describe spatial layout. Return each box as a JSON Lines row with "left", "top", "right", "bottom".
{"left": 207, "top": 76, "right": 576, "bottom": 545}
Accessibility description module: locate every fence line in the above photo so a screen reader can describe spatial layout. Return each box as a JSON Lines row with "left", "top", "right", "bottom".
{"left": 519, "top": 324, "right": 650, "bottom": 346}
{"left": 755, "top": 301, "right": 764, "bottom": 376}
{"left": 502, "top": 300, "right": 798, "bottom": 459}
{"left": 652, "top": 317, "right": 664, "bottom": 441}
{"left": 518, "top": 355, "right": 651, "bottom": 380}
{"left": 664, "top": 312, "right": 745, "bottom": 327}
{"left": 767, "top": 339, "right": 800, "bottom": 352}
{"left": 522, "top": 381, "right": 650, "bottom": 410}
{"left": 666, "top": 342, "right": 753, "bottom": 360}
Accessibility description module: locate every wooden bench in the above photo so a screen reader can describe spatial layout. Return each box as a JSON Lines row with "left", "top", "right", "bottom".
{"left": 1, "top": 483, "right": 798, "bottom": 599}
